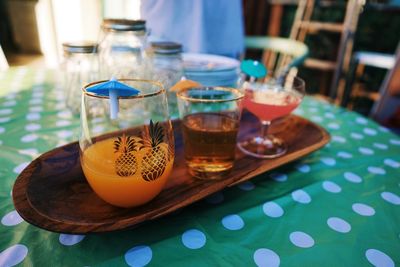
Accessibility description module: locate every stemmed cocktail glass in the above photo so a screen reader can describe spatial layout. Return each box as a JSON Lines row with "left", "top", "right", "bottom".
{"left": 238, "top": 74, "right": 305, "bottom": 158}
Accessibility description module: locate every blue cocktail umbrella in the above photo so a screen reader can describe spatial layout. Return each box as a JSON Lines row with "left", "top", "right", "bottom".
{"left": 87, "top": 77, "right": 140, "bottom": 119}
{"left": 240, "top": 60, "right": 267, "bottom": 81}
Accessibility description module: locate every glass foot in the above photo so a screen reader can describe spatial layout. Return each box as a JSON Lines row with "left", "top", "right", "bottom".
{"left": 237, "top": 135, "right": 287, "bottom": 159}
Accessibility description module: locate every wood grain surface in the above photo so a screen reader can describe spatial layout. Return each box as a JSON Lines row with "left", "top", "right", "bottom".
{"left": 12, "top": 112, "right": 330, "bottom": 234}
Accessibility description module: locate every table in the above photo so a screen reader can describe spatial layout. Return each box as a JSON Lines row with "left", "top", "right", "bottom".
{"left": 0, "top": 67, "right": 399, "bottom": 267}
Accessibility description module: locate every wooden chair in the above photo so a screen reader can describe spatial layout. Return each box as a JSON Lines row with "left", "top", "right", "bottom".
{"left": 245, "top": 36, "right": 309, "bottom": 76}
{"left": 370, "top": 43, "right": 400, "bottom": 124}
{"left": 0, "top": 45, "right": 9, "bottom": 71}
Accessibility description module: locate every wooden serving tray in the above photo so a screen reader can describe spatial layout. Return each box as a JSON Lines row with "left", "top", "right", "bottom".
{"left": 12, "top": 113, "right": 330, "bottom": 234}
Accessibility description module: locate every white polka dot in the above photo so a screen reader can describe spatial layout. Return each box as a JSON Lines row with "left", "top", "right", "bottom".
{"left": 365, "top": 249, "right": 394, "bottom": 267}
{"left": 373, "top": 143, "right": 388, "bottom": 150}
{"left": 332, "top": 135, "right": 346, "bottom": 143}
{"left": 352, "top": 203, "right": 375, "bottom": 216}
{"left": 222, "top": 214, "right": 244, "bottom": 230}
{"left": 0, "top": 127, "right": 4, "bottom": 134}
{"left": 182, "top": 229, "right": 206, "bottom": 249}
{"left": 363, "top": 128, "right": 377, "bottom": 136}
{"left": 0, "top": 108, "right": 12, "bottom": 115}
{"left": 293, "top": 109, "right": 304, "bottom": 115}
{"left": 21, "top": 133, "right": 38, "bottom": 143}
{"left": 55, "top": 102, "right": 66, "bottom": 110}
{"left": 1, "top": 210, "right": 24, "bottom": 226}
{"left": 3, "top": 100, "right": 17, "bottom": 107}
{"left": 325, "top": 112, "right": 335, "bottom": 119}
{"left": 29, "top": 106, "right": 43, "bottom": 112}
{"left": 337, "top": 151, "right": 353, "bottom": 159}
{"left": 263, "top": 202, "right": 284, "bottom": 218}
{"left": 359, "top": 147, "right": 374, "bottom": 155}
{"left": 321, "top": 157, "right": 336, "bottom": 166}
{"left": 308, "top": 107, "right": 318, "bottom": 113}
{"left": 289, "top": 231, "right": 314, "bottom": 248}
{"left": 13, "top": 162, "right": 29, "bottom": 174}
{"left": 26, "top": 113, "right": 41, "bottom": 121}
{"left": 310, "top": 115, "right": 323, "bottom": 122}
{"left": 389, "top": 139, "right": 400, "bottom": 145}
{"left": 292, "top": 189, "right": 311, "bottom": 204}
{"left": 356, "top": 117, "right": 368, "bottom": 125}
{"left": 381, "top": 192, "right": 400, "bottom": 205}
{"left": 205, "top": 192, "right": 224, "bottom": 204}
{"left": 56, "top": 120, "right": 71, "bottom": 127}
{"left": 367, "top": 166, "right": 386, "bottom": 175}
{"left": 378, "top": 126, "right": 389, "bottom": 133}
{"left": 92, "top": 117, "right": 105, "bottom": 124}
{"left": 384, "top": 159, "right": 400, "bottom": 168}
{"left": 322, "top": 181, "right": 341, "bottom": 193}
{"left": 57, "top": 130, "right": 73, "bottom": 139}
{"left": 253, "top": 248, "right": 280, "bottom": 267}
{"left": 29, "top": 98, "right": 43, "bottom": 105}
{"left": 92, "top": 125, "right": 105, "bottom": 135}
{"left": 295, "top": 163, "right": 310, "bottom": 173}
{"left": 32, "top": 91, "right": 44, "bottom": 98}
{"left": 125, "top": 245, "right": 152, "bottom": 267}
{"left": 0, "top": 117, "right": 11, "bottom": 123}
{"left": 327, "top": 122, "right": 340, "bottom": 130}
{"left": 327, "top": 217, "right": 351, "bottom": 233}
{"left": 270, "top": 172, "right": 287, "bottom": 182}
{"left": 350, "top": 133, "right": 364, "bottom": 140}
{"left": 57, "top": 110, "right": 73, "bottom": 119}
{"left": 25, "top": 123, "right": 41, "bottom": 131}
{"left": 0, "top": 244, "right": 28, "bottom": 267}
{"left": 18, "top": 148, "right": 39, "bottom": 157}
{"left": 59, "top": 234, "right": 85, "bottom": 246}
{"left": 344, "top": 172, "right": 362, "bottom": 183}
{"left": 237, "top": 181, "right": 255, "bottom": 191}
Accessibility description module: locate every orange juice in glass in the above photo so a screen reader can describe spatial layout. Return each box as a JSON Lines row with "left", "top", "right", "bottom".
{"left": 80, "top": 79, "right": 174, "bottom": 208}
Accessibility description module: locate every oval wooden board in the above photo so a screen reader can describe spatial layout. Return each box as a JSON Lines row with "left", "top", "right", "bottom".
{"left": 12, "top": 113, "right": 330, "bottom": 234}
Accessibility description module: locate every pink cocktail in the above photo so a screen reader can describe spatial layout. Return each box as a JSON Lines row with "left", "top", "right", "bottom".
{"left": 238, "top": 76, "right": 305, "bottom": 158}
{"left": 243, "top": 89, "right": 302, "bottom": 121}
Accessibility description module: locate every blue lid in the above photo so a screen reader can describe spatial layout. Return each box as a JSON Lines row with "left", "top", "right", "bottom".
{"left": 240, "top": 60, "right": 267, "bottom": 78}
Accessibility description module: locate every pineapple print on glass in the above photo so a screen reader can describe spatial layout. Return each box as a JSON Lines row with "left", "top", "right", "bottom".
{"left": 80, "top": 79, "right": 174, "bottom": 208}
{"left": 114, "top": 134, "right": 139, "bottom": 177}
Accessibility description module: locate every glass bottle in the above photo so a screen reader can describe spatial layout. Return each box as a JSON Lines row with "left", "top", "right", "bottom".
{"left": 98, "top": 19, "right": 149, "bottom": 80}
{"left": 62, "top": 41, "right": 98, "bottom": 115}
{"left": 149, "top": 41, "right": 184, "bottom": 117}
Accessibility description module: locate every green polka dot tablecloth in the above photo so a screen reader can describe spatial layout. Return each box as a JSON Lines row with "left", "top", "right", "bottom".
{"left": 0, "top": 67, "right": 399, "bottom": 267}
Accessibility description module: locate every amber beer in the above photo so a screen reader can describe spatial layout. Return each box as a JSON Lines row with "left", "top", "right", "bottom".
{"left": 182, "top": 112, "right": 239, "bottom": 179}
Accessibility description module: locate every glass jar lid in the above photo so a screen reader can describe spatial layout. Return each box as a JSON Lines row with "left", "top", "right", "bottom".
{"left": 102, "top": 19, "right": 146, "bottom": 32}
{"left": 151, "top": 42, "right": 182, "bottom": 54}
{"left": 62, "top": 41, "right": 98, "bottom": 54}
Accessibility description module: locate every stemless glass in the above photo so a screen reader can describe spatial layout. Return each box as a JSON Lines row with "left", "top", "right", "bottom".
{"left": 177, "top": 87, "right": 243, "bottom": 180}
{"left": 238, "top": 74, "right": 305, "bottom": 158}
{"left": 79, "top": 79, "right": 174, "bottom": 208}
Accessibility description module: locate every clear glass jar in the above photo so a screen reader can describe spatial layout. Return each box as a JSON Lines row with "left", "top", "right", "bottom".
{"left": 148, "top": 41, "right": 184, "bottom": 117}
{"left": 98, "top": 19, "right": 149, "bottom": 80}
{"left": 62, "top": 41, "right": 99, "bottom": 115}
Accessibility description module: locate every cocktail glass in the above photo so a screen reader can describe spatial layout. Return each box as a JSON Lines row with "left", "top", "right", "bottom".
{"left": 79, "top": 79, "right": 174, "bottom": 208}
{"left": 238, "top": 74, "right": 305, "bottom": 158}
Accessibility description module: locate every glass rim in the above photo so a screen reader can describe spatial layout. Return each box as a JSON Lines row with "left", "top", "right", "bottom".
{"left": 82, "top": 79, "right": 165, "bottom": 99}
{"left": 177, "top": 86, "right": 244, "bottom": 103}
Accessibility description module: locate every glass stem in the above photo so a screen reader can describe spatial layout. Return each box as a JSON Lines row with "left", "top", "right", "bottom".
{"left": 260, "top": 120, "right": 271, "bottom": 139}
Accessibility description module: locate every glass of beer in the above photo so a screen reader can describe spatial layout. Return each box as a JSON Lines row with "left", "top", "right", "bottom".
{"left": 177, "top": 87, "right": 244, "bottom": 180}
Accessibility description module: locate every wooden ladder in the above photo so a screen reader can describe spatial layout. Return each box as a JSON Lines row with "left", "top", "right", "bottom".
{"left": 290, "top": 0, "right": 365, "bottom": 103}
